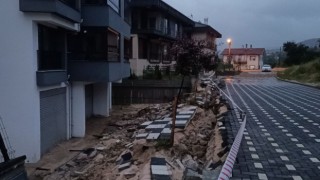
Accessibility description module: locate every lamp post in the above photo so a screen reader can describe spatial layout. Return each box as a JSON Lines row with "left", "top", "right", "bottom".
{"left": 227, "top": 38, "right": 232, "bottom": 70}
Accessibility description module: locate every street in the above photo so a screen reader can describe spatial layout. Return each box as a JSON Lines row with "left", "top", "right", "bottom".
{"left": 225, "top": 72, "right": 320, "bottom": 180}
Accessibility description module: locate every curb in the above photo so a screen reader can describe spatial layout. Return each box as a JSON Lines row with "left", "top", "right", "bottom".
{"left": 275, "top": 77, "right": 320, "bottom": 90}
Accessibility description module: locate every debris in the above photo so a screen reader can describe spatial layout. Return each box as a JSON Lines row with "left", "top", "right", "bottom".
{"left": 182, "top": 155, "right": 198, "bottom": 171}
{"left": 175, "top": 159, "right": 185, "bottom": 170}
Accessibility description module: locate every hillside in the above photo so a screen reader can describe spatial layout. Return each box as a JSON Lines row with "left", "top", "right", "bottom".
{"left": 299, "top": 38, "right": 320, "bottom": 48}
{"left": 277, "top": 58, "right": 320, "bottom": 86}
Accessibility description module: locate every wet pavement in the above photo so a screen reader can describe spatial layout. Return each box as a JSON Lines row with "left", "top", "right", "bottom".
{"left": 225, "top": 72, "right": 320, "bottom": 180}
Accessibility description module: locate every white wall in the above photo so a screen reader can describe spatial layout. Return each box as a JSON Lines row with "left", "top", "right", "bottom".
{"left": 93, "top": 83, "right": 109, "bottom": 117}
{"left": 0, "top": 0, "right": 41, "bottom": 162}
{"left": 71, "top": 82, "right": 86, "bottom": 137}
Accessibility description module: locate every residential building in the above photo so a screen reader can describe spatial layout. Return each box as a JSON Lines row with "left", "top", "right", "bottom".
{"left": 0, "top": 0, "right": 130, "bottom": 163}
{"left": 129, "top": 0, "right": 195, "bottom": 76}
{"left": 189, "top": 22, "right": 222, "bottom": 62}
{"left": 221, "top": 47, "right": 265, "bottom": 70}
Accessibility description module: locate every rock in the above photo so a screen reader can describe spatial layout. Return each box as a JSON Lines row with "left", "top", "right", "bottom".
{"left": 66, "top": 160, "right": 77, "bottom": 167}
{"left": 192, "top": 145, "right": 205, "bottom": 158}
{"left": 182, "top": 155, "right": 199, "bottom": 171}
{"left": 96, "top": 146, "right": 107, "bottom": 151}
{"left": 88, "top": 149, "right": 97, "bottom": 158}
{"left": 94, "top": 153, "right": 104, "bottom": 163}
{"left": 122, "top": 165, "right": 138, "bottom": 178}
{"left": 77, "top": 152, "right": 88, "bottom": 160}
{"left": 199, "top": 140, "right": 207, "bottom": 146}
{"left": 208, "top": 160, "right": 222, "bottom": 170}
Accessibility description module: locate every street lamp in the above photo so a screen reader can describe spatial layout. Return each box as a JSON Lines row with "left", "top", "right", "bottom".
{"left": 227, "top": 38, "right": 232, "bottom": 69}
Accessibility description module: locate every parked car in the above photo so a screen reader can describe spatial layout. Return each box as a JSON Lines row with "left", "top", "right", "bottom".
{"left": 262, "top": 64, "right": 272, "bottom": 72}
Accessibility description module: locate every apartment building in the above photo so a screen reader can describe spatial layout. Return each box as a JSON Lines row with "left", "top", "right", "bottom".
{"left": 0, "top": 0, "right": 130, "bottom": 163}
{"left": 129, "top": 0, "right": 195, "bottom": 76}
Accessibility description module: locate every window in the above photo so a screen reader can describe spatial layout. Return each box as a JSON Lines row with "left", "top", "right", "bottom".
{"left": 107, "top": 0, "right": 119, "bottom": 13}
{"left": 124, "top": 0, "right": 131, "bottom": 24}
{"left": 107, "top": 29, "right": 120, "bottom": 61}
{"left": 67, "top": 27, "right": 119, "bottom": 62}
{"left": 149, "top": 42, "right": 161, "bottom": 63}
{"left": 163, "top": 18, "right": 168, "bottom": 34}
{"left": 138, "top": 38, "right": 148, "bottom": 59}
{"left": 68, "top": 28, "right": 108, "bottom": 61}
{"left": 38, "top": 25, "right": 65, "bottom": 71}
{"left": 174, "top": 23, "right": 178, "bottom": 37}
{"left": 250, "top": 56, "right": 256, "bottom": 61}
{"left": 149, "top": 17, "right": 157, "bottom": 30}
{"left": 124, "top": 37, "right": 132, "bottom": 61}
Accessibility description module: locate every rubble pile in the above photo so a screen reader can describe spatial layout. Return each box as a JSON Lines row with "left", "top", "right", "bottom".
{"left": 36, "top": 77, "right": 232, "bottom": 180}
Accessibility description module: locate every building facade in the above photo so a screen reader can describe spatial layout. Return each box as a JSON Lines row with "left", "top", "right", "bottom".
{"left": 190, "top": 22, "right": 222, "bottom": 63}
{"left": 129, "top": 0, "right": 195, "bottom": 76}
{"left": 0, "top": 0, "right": 130, "bottom": 163}
{"left": 221, "top": 48, "right": 265, "bottom": 70}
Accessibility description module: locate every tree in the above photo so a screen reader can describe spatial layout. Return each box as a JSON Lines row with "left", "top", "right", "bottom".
{"left": 169, "top": 38, "right": 214, "bottom": 97}
{"left": 168, "top": 37, "right": 214, "bottom": 146}
{"left": 283, "top": 41, "right": 320, "bottom": 66}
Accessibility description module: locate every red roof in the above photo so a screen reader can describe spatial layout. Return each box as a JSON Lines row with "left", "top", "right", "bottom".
{"left": 221, "top": 48, "right": 265, "bottom": 55}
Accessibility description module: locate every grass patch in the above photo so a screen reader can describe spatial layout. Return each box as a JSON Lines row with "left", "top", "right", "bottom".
{"left": 277, "top": 58, "right": 320, "bottom": 83}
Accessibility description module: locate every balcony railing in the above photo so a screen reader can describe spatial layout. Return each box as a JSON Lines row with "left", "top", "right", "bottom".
{"left": 68, "top": 52, "right": 119, "bottom": 62}
{"left": 234, "top": 60, "right": 248, "bottom": 64}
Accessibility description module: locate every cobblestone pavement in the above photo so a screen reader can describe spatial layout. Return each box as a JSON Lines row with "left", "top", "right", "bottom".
{"left": 225, "top": 74, "right": 320, "bottom": 180}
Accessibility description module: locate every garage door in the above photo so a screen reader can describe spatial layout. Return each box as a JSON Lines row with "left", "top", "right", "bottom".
{"left": 40, "top": 88, "right": 67, "bottom": 155}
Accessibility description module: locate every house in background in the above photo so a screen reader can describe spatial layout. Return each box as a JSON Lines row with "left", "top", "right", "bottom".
{"left": 0, "top": 0, "right": 130, "bottom": 163}
{"left": 129, "top": 0, "right": 195, "bottom": 76}
{"left": 221, "top": 47, "right": 265, "bottom": 70}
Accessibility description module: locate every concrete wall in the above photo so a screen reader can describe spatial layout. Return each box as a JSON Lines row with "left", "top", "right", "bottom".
{"left": 71, "top": 82, "right": 86, "bottom": 137}
{"left": 0, "top": 0, "right": 40, "bottom": 162}
{"left": 93, "top": 83, "right": 110, "bottom": 117}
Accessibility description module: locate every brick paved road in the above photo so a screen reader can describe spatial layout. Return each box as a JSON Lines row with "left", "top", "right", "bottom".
{"left": 225, "top": 73, "right": 320, "bottom": 180}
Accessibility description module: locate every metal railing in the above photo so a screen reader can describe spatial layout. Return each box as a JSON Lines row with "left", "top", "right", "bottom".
{"left": 206, "top": 76, "right": 247, "bottom": 180}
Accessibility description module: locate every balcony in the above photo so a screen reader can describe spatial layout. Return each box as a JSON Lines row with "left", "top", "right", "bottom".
{"left": 81, "top": 3, "right": 130, "bottom": 37}
{"left": 234, "top": 60, "right": 248, "bottom": 64}
{"left": 132, "top": 28, "right": 178, "bottom": 40}
{"left": 37, "top": 50, "right": 67, "bottom": 86}
{"left": 68, "top": 60, "right": 130, "bottom": 82}
{"left": 19, "top": 0, "right": 81, "bottom": 23}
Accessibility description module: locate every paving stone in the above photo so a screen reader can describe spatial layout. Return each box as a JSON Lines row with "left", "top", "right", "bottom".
{"left": 251, "top": 154, "right": 259, "bottom": 159}
{"left": 258, "top": 173, "right": 268, "bottom": 180}
{"left": 280, "top": 156, "right": 289, "bottom": 161}
{"left": 310, "top": 158, "right": 320, "bottom": 163}
{"left": 296, "top": 144, "right": 304, "bottom": 148}
{"left": 302, "top": 150, "right": 312, "bottom": 155}
{"left": 292, "top": 176, "right": 303, "bottom": 180}
{"left": 146, "top": 133, "right": 160, "bottom": 140}
{"left": 254, "top": 163, "right": 263, "bottom": 169}
{"left": 136, "top": 133, "right": 149, "bottom": 139}
{"left": 286, "top": 164, "right": 296, "bottom": 171}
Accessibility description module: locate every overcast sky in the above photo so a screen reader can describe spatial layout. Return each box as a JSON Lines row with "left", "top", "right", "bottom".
{"left": 163, "top": 0, "right": 320, "bottom": 50}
